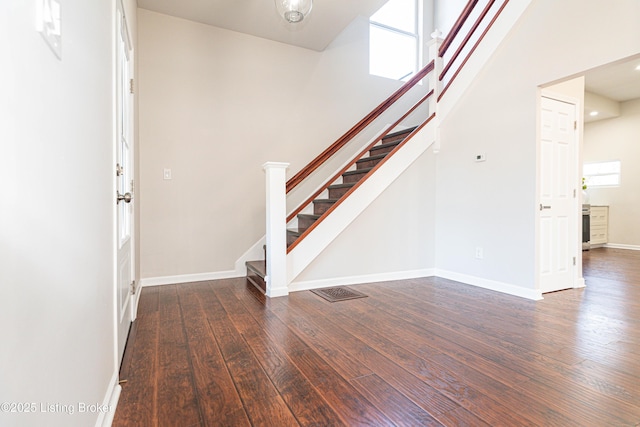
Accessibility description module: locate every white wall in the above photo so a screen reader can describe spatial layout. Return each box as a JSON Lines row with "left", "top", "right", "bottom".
{"left": 435, "top": 0, "right": 640, "bottom": 293}
{"left": 137, "top": 9, "right": 412, "bottom": 281}
{"left": 584, "top": 98, "right": 640, "bottom": 247}
{"left": 0, "top": 0, "right": 122, "bottom": 426}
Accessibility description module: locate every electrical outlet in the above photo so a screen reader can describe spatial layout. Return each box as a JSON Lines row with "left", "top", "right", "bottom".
{"left": 475, "top": 247, "right": 483, "bottom": 259}
{"left": 163, "top": 168, "right": 172, "bottom": 180}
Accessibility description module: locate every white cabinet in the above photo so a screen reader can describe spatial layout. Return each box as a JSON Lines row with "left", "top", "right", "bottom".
{"left": 590, "top": 205, "right": 609, "bottom": 245}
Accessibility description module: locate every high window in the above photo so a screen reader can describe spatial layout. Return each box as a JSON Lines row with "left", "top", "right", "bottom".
{"left": 369, "top": 0, "right": 420, "bottom": 81}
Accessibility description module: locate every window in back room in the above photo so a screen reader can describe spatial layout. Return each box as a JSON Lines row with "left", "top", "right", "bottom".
{"left": 584, "top": 160, "right": 621, "bottom": 187}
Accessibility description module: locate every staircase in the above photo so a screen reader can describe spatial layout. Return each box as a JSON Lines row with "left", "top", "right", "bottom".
{"left": 245, "top": 127, "right": 416, "bottom": 292}
{"left": 243, "top": 0, "right": 518, "bottom": 296}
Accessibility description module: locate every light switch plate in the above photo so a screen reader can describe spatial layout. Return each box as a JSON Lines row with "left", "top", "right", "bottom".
{"left": 36, "top": 0, "right": 62, "bottom": 60}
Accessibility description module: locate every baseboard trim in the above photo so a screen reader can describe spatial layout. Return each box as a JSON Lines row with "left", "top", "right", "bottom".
{"left": 140, "top": 267, "right": 555, "bottom": 301}
{"left": 95, "top": 371, "right": 121, "bottom": 427}
{"left": 604, "top": 243, "right": 640, "bottom": 251}
{"left": 140, "top": 269, "right": 242, "bottom": 287}
{"left": 289, "top": 268, "right": 436, "bottom": 293}
{"left": 435, "top": 269, "right": 543, "bottom": 301}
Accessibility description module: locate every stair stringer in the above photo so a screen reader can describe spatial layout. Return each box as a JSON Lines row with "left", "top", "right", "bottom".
{"left": 286, "top": 120, "right": 436, "bottom": 286}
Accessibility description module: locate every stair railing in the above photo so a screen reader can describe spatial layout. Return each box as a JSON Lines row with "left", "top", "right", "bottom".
{"left": 286, "top": 62, "right": 435, "bottom": 194}
{"left": 285, "top": 0, "right": 511, "bottom": 199}
{"left": 287, "top": 86, "right": 436, "bottom": 252}
{"left": 287, "top": 62, "right": 435, "bottom": 223}
{"left": 438, "top": 0, "right": 511, "bottom": 100}
{"left": 263, "top": 0, "right": 512, "bottom": 295}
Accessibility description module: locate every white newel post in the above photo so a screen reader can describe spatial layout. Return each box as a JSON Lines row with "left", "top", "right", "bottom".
{"left": 263, "top": 162, "right": 290, "bottom": 297}
{"left": 428, "top": 30, "right": 443, "bottom": 153}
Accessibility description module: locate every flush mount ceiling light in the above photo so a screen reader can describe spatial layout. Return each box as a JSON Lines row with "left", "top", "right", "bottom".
{"left": 275, "top": 0, "right": 313, "bottom": 24}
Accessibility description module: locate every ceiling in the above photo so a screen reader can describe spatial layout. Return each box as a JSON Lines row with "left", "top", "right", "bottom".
{"left": 584, "top": 56, "right": 640, "bottom": 122}
{"left": 585, "top": 56, "right": 640, "bottom": 102}
{"left": 137, "top": 0, "right": 388, "bottom": 51}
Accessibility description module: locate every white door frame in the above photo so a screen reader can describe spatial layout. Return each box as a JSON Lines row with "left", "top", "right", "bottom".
{"left": 536, "top": 90, "right": 585, "bottom": 294}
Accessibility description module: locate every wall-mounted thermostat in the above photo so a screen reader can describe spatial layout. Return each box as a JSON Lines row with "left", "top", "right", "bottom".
{"left": 475, "top": 153, "right": 486, "bottom": 162}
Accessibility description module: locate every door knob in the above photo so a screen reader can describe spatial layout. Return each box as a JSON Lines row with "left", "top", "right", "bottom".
{"left": 117, "top": 192, "right": 132, "bottom": 204}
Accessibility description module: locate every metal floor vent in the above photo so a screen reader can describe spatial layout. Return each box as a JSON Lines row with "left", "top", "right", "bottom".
{"left": 310, "top": 286, "right": 367, "bottom": 302}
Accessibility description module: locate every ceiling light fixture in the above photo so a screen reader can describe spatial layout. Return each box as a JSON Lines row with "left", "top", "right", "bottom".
{"left": 590, "top": 111, "right": 599, "bottom": 117}
{"left": 635, "top": 64, "right": 640, "bottom": 71}
{"left": 275, "top": 0, "right": 312, "bottom": 24}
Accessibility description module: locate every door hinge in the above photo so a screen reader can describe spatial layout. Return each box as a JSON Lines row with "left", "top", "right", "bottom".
{"left": 574, "top": 121, "right": 577, "bottom": 130}
{"left": 573, "top": 188, "right": 576, "bottom": 198}
{"left": 573, "top": 257, "right": 576, "bottom": 266}
{"left": 129, "top": 78, "right": 134, "bottom": 94}
{"left": 130, "top": 280, "right": 137, "bottom": 295}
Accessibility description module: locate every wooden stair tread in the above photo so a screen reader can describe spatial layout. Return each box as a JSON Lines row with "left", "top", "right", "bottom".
{"left": 342, "top": 168, "right": 373, "bottom": 176}
{"left": 246, "top": 260, "right": 266, "bottom": 277}
{"left": 314, "top": 198, "right": 340, "bottom": 203}
{"left": 382, "top": 127, "right": 416, "bottom": 140}
{"left": 328, "top": 183, "right": 355, "bottom": 189}
{"left": 297, "top": 214, "right": 321, "bottom": 220}
{"left": 246, "top": 260, "right": 266, "bottom": 293}
{"left": 287, "top": 228, "right": 304, "bottom": 236}
{"left": 356, "top": 153, "right": 387, "bottom": 164}
{"left": 371, "top": 140, "right": 402, "bottom": 152}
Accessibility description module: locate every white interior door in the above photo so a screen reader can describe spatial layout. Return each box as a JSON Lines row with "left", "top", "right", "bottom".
{"left": 116, "top": 1, "right": 134, "bottom": 365}
{"left": 539, "top": 96, "right": 577, "bottom": 293}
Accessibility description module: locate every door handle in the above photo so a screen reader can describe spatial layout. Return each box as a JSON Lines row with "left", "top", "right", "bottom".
{"left": 539, "top": 204, "right": 551, "bottom": 211}
{"left": 117, "top": 192, "right": 132, "bottom": 204}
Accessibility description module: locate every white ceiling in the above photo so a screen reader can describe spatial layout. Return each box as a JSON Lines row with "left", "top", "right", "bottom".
{"left": 137, "top": 0, "right": 388, "bottom": 51}
{"left": 583, "top": 56, "right": 640, "bottom": 122}
{"left": 585, "top": 56, "right": 640, "bottom": 102}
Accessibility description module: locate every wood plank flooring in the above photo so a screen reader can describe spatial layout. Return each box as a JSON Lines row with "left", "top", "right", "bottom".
{"left": 113, "top": 248, "right": 640, "bottom": 426}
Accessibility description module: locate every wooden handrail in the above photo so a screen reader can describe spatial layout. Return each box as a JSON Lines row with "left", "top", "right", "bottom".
{"left": 438, "top": 0, "right": 509, "bottom": 101}
{"left": 287, "top": 90, "right": 434, "bottom": 223}
{"left": 440, "top": 0, "right": 496, "bottom": 80}
{"left": 286, "top": 60, "right": 435, "bottom": 194}
{"left": 287, "top": 113, "right": 436, "bottom": 253}
{"left": 439, "top": 0, "right": 479, "bottom": 57}
{"left": 283, "top": 0, "right": 511, "bottom": 252}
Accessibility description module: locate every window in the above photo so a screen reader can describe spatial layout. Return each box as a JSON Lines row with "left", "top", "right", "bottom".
{"left": 370, "top": 0, "right": 419, "bottom": 81}
{"left": 583, "top": 161, "right": 621, "bottom": 187}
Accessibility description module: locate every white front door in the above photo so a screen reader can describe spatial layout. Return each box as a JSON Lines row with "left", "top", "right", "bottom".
{"left": 539, "top": 96, "right": 577, "bottom": 293}
{"left": 116, "top": 1, "right": 134, "bottom": 365}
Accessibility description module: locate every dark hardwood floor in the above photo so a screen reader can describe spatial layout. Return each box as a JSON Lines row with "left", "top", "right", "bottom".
{"left": 113, "top": 247, "right": 640, "bottom": 426}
